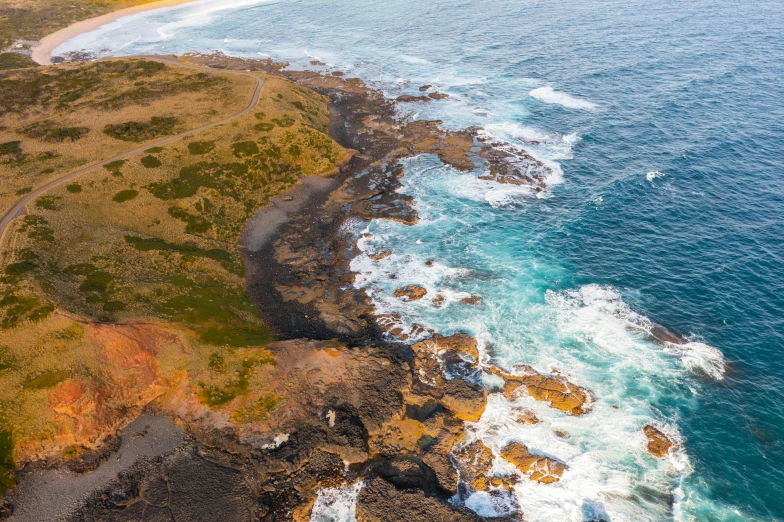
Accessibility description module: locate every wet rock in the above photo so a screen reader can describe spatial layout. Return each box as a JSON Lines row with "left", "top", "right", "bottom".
{"left": 459, "top": 295, "right": 483, "bottom": 305}
{"left": 396, "top": 94, "right": 431, "bottom": 103}
{"left": 424, "top": 259, "right": 435, "bottom": 266}
{"left": 369, "top": 250, "right": 392, "bottom": 260}
{"left": 643, "top": 425, "right": 675, "bottom": 458}
{"left": 394, "top": 285, "right": 427, "bottom": 301}
{"left": 412, "top": 333, "right": 480, "bottom": 364}
{"left": 511, "top": 407, "right": 540, "bottom": 425}
{"left": 428, "top": 92, "right": 449, "bottom": 100}
{"left": 500, "top": 441, "right": 568, "bottom": 484}
{"left": 453, "top": 440, "right": 495, "bottom": 491}
{"left": 356, "top": 477, "right": 485, "bottom": 522}
{"left": 489, "top": 366, "right": 592, "bottom": 415}
{"left": 418, "top": 85, "right": 432, "bottom": 92}
{"left": 431, "top": 295, "right": 445, "bottom": 308}
{"left": 441, "top": 378, "right": 487, "bottom": 422}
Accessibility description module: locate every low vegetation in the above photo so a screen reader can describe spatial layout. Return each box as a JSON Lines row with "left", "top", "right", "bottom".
{"left": 0, "top": 61, "right": 351, "bottom": 479}
{"left": 0, "top": 58, "right": 253, "bottom": 212}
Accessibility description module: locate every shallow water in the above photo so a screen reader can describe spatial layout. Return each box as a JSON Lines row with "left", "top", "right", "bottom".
{"left": 57, "top": 0, "right": 784, "bottom": 520}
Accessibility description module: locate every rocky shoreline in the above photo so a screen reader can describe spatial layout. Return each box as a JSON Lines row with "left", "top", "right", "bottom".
{"left": 5, "top": 53, "right": 680, "bottom": 521}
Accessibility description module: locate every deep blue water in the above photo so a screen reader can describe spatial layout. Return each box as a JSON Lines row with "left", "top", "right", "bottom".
{"left": 58, "top": 0, "right": 784, "bottom": 519}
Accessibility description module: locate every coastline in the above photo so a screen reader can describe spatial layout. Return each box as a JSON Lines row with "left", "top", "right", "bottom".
{"left": 30, "top": 0, "right": 197, "bottom": 65}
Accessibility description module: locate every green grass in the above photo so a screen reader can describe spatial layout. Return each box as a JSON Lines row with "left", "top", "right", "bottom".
{"left": 123, "top": 235, "right": 238, "bottom": 273}
{"left": 0, "top": 427, "right": 15, "bottom": 495}
{"left": 0, "top": 53, "right": 35, "bottom": 71}
{"left": 168, "top": 206, "right": 212, "bottom": 234}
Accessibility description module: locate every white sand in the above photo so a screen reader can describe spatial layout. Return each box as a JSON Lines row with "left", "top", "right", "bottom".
{"left": 31, "top": 0, "right": 196, "bottom": 65}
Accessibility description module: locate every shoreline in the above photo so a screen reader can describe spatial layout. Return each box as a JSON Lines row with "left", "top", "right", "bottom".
{"left": 31, "top": 0, "right": 197, "bottom": 65}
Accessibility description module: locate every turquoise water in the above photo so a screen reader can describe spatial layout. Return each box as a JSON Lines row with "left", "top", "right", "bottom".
{"left": 57, "top": 0, "right": 784, "bottom": 520}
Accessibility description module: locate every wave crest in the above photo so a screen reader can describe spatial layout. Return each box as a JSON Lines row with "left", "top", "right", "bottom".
{"left": 529, "top": 86, "right": 597, "bottom": 110}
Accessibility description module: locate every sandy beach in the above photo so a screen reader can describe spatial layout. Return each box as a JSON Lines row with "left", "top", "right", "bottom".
{"left": 31, "top": 0, "right": 196, "bottom": 65}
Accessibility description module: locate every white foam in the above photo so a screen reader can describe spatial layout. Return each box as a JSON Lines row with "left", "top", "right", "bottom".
{"left": 310, "top": 482, "right": 364, "bottom": 522}
{"left": 399, "top": 54, "right": 431, "bottom": 64}
{"left": 646, "top": 170, "right": 666, "bottom": 182}
{"left": 663, "top": 341, "right": 726, "bottom": 380}
{"left": 529, "top": 86, "right": 597, "bottom": 110}
{"left": 156, "top": 0, "right": 274, "bottom": 39}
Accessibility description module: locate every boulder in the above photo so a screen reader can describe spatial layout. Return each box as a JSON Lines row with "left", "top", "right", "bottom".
{"left": 490, "top": 366, "right": 592, "bottom": 415}
{"left": 643, "top": 425, "right": 675, "bottom": 458}
{"left": 500, "top": 442, "right": 567, "bottom": 484}
{"left": 396, "top": 94, "right": 431, "bottom": 103}
{"left": 511, "top": 407, "right": 540, "bottom": 425}
{"left": 394, "top": 285, "right": 427, "bottom": 301}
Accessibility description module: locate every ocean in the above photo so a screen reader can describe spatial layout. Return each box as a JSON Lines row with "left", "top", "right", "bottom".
{"left": 54, "top": 0, "right": 784, "bottom": 520}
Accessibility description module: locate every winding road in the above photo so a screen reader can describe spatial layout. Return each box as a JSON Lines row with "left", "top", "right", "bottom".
{"left": 0, "top": 55, "right": 264, "bottom": 244}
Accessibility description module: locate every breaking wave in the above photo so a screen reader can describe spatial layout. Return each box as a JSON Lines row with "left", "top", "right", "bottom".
{"left": 529, "top": 86, "right": 598, "bottom": 110}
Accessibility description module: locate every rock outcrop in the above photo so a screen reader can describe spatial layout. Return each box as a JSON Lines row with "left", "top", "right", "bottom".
{"left": 489, "top": 366, "right": 592, "bottom": 415}
{"left": 643, "top": 425, "right": 675, "bottom": 458}
{"left": 394, "top": 285, "right": 428, "bottom": 301}
{"left": 500, "top": 441, "right": 568, "bottom": 484}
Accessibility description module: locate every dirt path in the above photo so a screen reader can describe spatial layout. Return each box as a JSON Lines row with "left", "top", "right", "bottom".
{"left": 0, "top": 55, "right": 264, "bottom": 245}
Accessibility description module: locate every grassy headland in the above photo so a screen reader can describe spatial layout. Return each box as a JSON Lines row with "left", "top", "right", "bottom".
{"left": 0, "top": 57, "right": 350, "bottom": 485}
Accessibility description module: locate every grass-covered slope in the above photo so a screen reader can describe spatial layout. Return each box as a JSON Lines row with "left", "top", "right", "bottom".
{"left": 0, "top": 60, "right": 350, "bottom": 482}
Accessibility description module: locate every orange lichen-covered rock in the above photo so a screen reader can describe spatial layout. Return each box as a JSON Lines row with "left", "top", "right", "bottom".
{"left": 489, "top": 366, "right": 592, "bottom": 415}
{"left": 511, "top": 407, "right": 541, "bottom": 425}
{"left": 394, "top": 285, "right": 427, "bottom": 301}
{"left": 369, "top": 250, "right": 391, "bottom": 261}
{"left": 412, "top": 333, "right": 479, "bottom": 363}
{"left": 440, "top": 378, "right": 487, "bottom": 422}
{"left": 500, "top": 441, "right": 568, "bottom": 484}
{"left": 643, "top": 425, "right": 675, "bottom": 458}
{"left": 453, "top": 440, "right": 495, "bottom": 491}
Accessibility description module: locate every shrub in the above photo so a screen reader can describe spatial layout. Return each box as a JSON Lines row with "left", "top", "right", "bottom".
{"left": 141, "top": 155, "right": 162, "bottom": 168}
{"left": 188, "top": 141, "right": 215, "bottom": 155}
{"left": 253, "top": 122, "right": 275, "bottom": 132}
{"left": 112, "top": 189, "right": 138, "bottom": 203}
{"left": 22, "top": 121, "right": 89, "bottom": 142}
{"left": 34, "top": 196, "right": 61, "bottom": 210}
{"left": 103, "top": 159, "right": 126, "bottom": 177}
{"left": 144, "top": 146, "right": 164, "bottom": 154}
{"left": 0, "top": 141, "right": 22, "bottom": 160}
{"left": 231, "top": 141, "right": 259, "bottom": 157}
{"left": 103, "top": 117, "right": 180, "bottom": 142}
{"left": 66, "top": 183, "right": 82, "bottom": 193}
{"left": 4, "top": 261, "right": 36, "bottom": 275}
